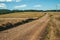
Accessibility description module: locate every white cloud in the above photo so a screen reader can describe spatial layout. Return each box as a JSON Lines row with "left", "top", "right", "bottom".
{"left": 16, "top": 0, "right": 21, "bottom": 2}
{"left": 15, "top": 4, "right": 27, "bottom": 9}
{"left": 0, "top": 0, "right": 13, "bottom": 2}
{"left": 57, "top": 4, "right": 60, "bottom": 6}
{"left": 0, "top": 0, "right": 21, "bottom": 2}
{"left": 33, "top": 5, "right": 42, "bottom": 8}
{"left": 0, "top": 3, "right": 7, "bottom": 9}
{"left": 0, "top": 0, "right": 5, "bottom": 2}
{"left": 6, "top": 0, "right": 13, "bottom": 2}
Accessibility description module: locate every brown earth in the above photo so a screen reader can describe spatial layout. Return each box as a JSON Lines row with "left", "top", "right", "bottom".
{"left": 0, "top": 13, "right": 60, "bottom": 40}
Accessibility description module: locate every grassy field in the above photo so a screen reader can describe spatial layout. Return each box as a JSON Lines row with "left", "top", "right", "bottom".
{"left": 0, "top": 18, "right": 28, "bottom": 26}
{"left": 0, "top": 12, "right": 60, "bottom": 26}
{"left": 0, "top": 12, "right": 44, "bottom": 18}
{"left": 0, "top": 12, "right": 60, "bottom": 40}
{"left": 0, "top": 12, "right": 60, "bottom": 18}
{"left": 0, "top": 12, "right": 44, "bottom": 26}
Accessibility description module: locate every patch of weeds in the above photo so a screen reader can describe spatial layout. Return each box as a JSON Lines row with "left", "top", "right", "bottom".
{"left": 55, "top": 17, "right": 60, "bottom": 20}
{"left": 44, "top": 23, "right": 51, "bottom": 40}
{"left": 39, "top": 23, "right": 51, "bottom": 40}
{"left": 55, "top": 28, "right": 60, "bottom": 38}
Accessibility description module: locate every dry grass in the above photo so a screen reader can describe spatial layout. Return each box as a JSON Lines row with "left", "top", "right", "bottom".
{"left": 44, "top": 15, "right": 60, "bottom": 40}
{"left": 0, "top": 12, "right": 60, "bottom": 18}
{"left": 0, "top": 12, "right": 60, "bottom": 40}
{"left": 0, "top": 12, "right": 44, "bottom": 26}
{"left": 0, "top": 12, "right": 44, "bottom": 18}
{"left": 0, "top": 18, "right": 28, "bottom": 26}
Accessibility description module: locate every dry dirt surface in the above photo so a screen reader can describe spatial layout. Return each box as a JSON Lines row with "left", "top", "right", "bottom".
{"left": 0, "top": 14, "right": 60, "bottom": 40}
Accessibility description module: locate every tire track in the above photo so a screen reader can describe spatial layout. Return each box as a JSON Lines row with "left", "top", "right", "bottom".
{"left": 0, "top": 14, "right": 50, "bottom": 40}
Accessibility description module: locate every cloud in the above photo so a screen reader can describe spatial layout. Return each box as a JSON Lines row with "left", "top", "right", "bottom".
{"left": 15, "top": 4, "right": 27, "bottom": 9}
{"left": 0, "top": 0, "right": 13, "bottom": 2}
{"left": 6, "top": 0, "right": 13, "bottom": 2}
{"left": 0, "top": 0, "right": 21, "bottom": 2}
{"left": 33, "top": 5, "right": 42, "bottom": 8}
{"left": 57, "top": 4, "right": 60, "bottom": 6}
{"left": 0, "top": 0, "right": 4, "bottom": 2}
{"left": 15, "top": 0, "right": 22, "bottom": 2}
{"left": 0, "top": 3, "right": 7, "bottom": 9}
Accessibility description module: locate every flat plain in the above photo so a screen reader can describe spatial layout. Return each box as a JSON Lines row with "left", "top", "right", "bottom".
{"left": 0, "top": 12, "right": 60, "bottom": 40}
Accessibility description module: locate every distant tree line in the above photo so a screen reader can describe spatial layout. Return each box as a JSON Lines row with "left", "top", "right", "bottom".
{"left": 44, "top": 10, "right": 60, "bottom": 12}
{"left": 0, "top": 9, "right": 12, "bottom": 14}
{"left": 0, "top": 9, "right": 60, "bottom": 15}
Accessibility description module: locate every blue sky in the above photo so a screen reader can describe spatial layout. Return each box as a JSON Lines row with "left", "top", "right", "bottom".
{"left": 0, "top": 0, "right": 60, "bottom": 10}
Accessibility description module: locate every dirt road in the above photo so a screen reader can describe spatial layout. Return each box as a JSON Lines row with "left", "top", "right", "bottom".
{"left": 0, "top": 14, "right": 50, "bottom": 40}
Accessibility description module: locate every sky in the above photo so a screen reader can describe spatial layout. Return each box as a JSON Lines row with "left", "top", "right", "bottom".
{"left": 0, "top": 0, "right": 60, "bottom": 10}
